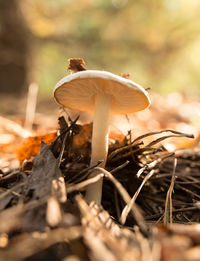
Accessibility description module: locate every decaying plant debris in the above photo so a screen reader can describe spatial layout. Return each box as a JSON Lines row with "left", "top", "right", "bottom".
{"left": 0, "top": 116, "right": 200, "bottom": 261}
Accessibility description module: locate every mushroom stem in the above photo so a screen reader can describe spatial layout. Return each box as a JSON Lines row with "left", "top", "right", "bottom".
{"left": 85, "top": 93, "right": 111, "bottom": 204}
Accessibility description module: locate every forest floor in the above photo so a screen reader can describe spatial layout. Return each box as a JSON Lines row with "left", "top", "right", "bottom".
{"left": 0, "top": 92, "right": 199, "bottom": 261}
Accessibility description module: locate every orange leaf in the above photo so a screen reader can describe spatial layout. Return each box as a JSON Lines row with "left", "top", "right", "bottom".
{"left": 16, "top": 132, "right": 57, "bottom": 163}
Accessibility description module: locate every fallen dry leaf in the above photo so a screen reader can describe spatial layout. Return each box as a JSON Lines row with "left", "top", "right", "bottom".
{"left": 16, "top": 132, "right": 57, "bottom": 163}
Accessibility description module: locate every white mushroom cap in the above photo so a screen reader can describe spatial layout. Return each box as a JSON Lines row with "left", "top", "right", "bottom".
{"left": 54, "top": 70, "right": 150, "bottom": 114}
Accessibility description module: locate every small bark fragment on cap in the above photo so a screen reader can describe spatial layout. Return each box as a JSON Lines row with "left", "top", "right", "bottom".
{"left": 67, "top": 58, "right": 86, "bottom": 73}
{"left": 122, "top": 73, "right": 130, "bottom": 79}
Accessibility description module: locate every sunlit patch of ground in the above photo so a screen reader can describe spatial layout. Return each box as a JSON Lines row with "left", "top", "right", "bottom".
{"left": 0, "top": 92, "right": 199, "bottom": 170}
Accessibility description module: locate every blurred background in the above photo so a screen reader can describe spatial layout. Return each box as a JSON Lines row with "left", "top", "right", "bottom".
{"left": 0, "top": 0, "right": 200, "bottom": 129}
{"left": 1, "top": 0, "right": 200, "bottom": 98}
{"left": 0, "top": 0, "right": 200, "bottom": 166}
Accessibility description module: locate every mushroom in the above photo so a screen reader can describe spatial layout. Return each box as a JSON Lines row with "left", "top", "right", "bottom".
{"left": 54, "top": 70, "right": 151, "bottom": 204}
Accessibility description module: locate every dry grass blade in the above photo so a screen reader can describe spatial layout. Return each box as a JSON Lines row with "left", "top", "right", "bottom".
{"left": 132, "top": 129, "right": 194, "bottom": 144}
{"left": 67, "top": 161, "right": 103, "bottom": 184}
{"left": 164, "top": 158, "right": 177, "bottom": 225}
{"left": 57, "top": 131, "right": 69, "bottom": 168}
{"left": 121, "top": 169, "right": 155, "bottom": 225}
{"left": 67, "top": 173, "right": 104, "bottom": 193}
{"left": 136, "top": 159, "right": 161, "bottom": 178}
{"left": 108, "top": 129, "right": 193, "bottom": 163}
{"left": 110, "top": 160, "right": 130, "bottom": 173}
{"left": 175, "top": 184, "right": 200, "bottom": 199}
{"left": 0, "top": 182, "right": 25, "bottom": 201}
{"left": 94, "top": 167, "right": 147, "bottom": 233}
{"left": 0, "top": 171, "right": 24, "bottom": 185}
{"left": 145, "top": 134, "right": 193, "bottom": 148}
{"left": 109, "top": 147, "right": 157, "bottom": 163}
{"left": 67, "top": 161, "right": 129, "bottom": 193}
{"left": 0, "top": 226, "right": 82, "bottom": 260}
{"left": 108, "top": 142, "right": 143, "bottom": 161}
{"left": 136, "top": 153, "right": 174, "bottom": 178}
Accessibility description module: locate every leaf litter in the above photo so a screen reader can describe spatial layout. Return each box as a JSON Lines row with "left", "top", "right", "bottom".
{"left": 0, "top": 110, "right": 200, "bottom": 261}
